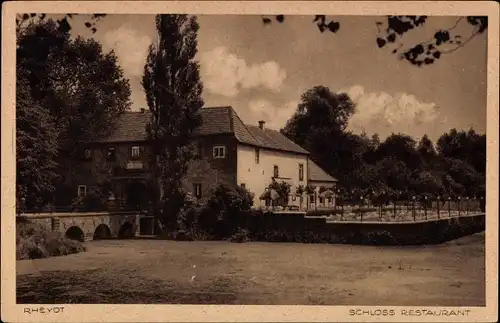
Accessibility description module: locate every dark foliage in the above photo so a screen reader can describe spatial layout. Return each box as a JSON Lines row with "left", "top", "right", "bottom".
{"left": 281, "top": 86, "right": 486, "bottom": 201}
{"left": 16, "top": 221, "right": 86, "bottom": 260}
{"left": 142, "top": 14, "right": 204, "bottom": 230}
{"left": 16, "top": 19, "right": 131, "bottom": 209}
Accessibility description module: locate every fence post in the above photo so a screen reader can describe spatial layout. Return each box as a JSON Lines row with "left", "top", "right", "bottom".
{"left": 424, "top": 196, "right": 427, "bottom": 220}
{"left": 448, "top": 197, "right": 451, "bottom": 217}
{"left": 412, "top": 196, "right": 416, "bottom": 222}
{"left": 458, "top": 197, "right": 461, "bottom": 217}
{"left": 466, "top": 197, "right": 469, "bottom": 214}
{"left": 359, "top": 196, "right": 363, "bottom": 222}
{"left": 393, "top": 202, "right": 396, "bottom": 219}
{"left": 437, "top": 196, "right": 440, "bottom": 219}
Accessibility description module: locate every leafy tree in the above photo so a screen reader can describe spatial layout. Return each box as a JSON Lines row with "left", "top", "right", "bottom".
{"left": 282, "top": 85, "right": 355, "bottom": 182}
{"left": 374, "top": 133, "right": 423, "bottom": 170}
{"left": 17, "top": 19, "right": 131, "bottom": 145}
{"left": 295, "top": 185, "right": 306, "bottom": 209}
{"left": 446, "top": 158, "right": 484, "bottom": 197}
{"left": 374, "top": 156, "right": 411, "bottom": 192}
{"left": 417, "top": 134, "right": 437, "bottom": 167}
{"left": 267, "top": 180, "right": 292, "bottom": 206}
{"left": 142, "top": 14, "right": 204, "bottom": 230}
{"left": 437, "top": 128, "right": 486, "bottom": 175}
{"left": 16, "top": 19, "right": 132, "bottom": 207}
{"left": 16, "top": 13, "right": 106, "bottom": 34}
{"left": 409, "top": 170, "right": 444, "bottom": 195}
{"left": 16, "top": 66, "right": 59, "bottom": 211}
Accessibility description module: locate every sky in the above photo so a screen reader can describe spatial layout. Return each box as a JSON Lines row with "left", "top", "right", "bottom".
{"left": 63, "top": 14, "right": 487, "bottom": 142}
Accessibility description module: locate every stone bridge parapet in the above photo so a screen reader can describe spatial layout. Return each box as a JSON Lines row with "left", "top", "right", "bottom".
{"left": 18, "top": 212, "right": 142, "bottom": 242}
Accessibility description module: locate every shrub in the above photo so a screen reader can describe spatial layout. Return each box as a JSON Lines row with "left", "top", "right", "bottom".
{"left": 177, "top": 191, "right": 203, "bottom": 231}
{"left": 16, "top": 221, "right": 86, "bottom": 260}
{"left": 229, "top": 227, "right": 252, "bottom": 243}
{"left": 199, "top": 183, "right": 254, "bottom": 237}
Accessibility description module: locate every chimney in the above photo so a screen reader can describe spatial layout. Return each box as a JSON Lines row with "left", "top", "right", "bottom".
{"left": 258, "top": 120, "right": 265, "bottom": 130}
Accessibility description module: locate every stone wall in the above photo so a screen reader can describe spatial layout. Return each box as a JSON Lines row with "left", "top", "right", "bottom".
{"left": 238, "top": 212, "right": 485, "bottom": 245}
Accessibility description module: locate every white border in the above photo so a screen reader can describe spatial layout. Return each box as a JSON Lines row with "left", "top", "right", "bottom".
{"left": 2, "top": 1, "right": 498, "bottom": 322}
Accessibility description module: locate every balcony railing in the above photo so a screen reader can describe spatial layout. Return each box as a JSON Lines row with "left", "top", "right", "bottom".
{"left": 112, "top": 163, "right": 148, "bottom": 177}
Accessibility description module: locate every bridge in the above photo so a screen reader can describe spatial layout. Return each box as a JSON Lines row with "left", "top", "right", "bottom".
{"left": 17, "top": 212, "right": 153, "bottom": 242}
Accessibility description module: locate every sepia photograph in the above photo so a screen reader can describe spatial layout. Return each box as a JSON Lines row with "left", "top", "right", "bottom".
{"left": 1, "top": 1, "right": 498, "bottom": 322}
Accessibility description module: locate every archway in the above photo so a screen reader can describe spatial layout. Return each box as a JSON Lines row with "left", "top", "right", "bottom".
{"left": 93, "top": 224, "right": 112, "bottom": 240}
{"left": 66, "top": 226, "right": 85, "bottom": 242}
{"left": 125, "top": 181, "right": 148, "bottom": 210}
{"left": 118, "top": 222, "right": 135, "bottom": 239}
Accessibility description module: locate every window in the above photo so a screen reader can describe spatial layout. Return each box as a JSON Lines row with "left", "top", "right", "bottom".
{"left": 255, "top": 148, "right": 260, "bottom": 164}
{"left": 240, "top": 183, "right": 246, "bottom": 190}
{"left": 213, "top": 146, "right": 226, "bottom": 159}
{"left": 273, "top": 165, "right": 279, "bottom": 178}
{"left": 193, "top": 141, "right": 202, "bottom": 158}
{"left": 299, "top": 164, "right": 304, "bottom": 181}
{"left": 131, "top": 146, "right": 140, "bottom": 158}
{"left": 77, "top": 185, "right": 87, "bottom": 198}
{"left": 107, "top": 147, "right": 116, "bottom": 161}
{"left": 84, "top": 148, "right": 92, "bottom": 160}
{"left": 193, "top": 184, "right": 202, "bottom": 198}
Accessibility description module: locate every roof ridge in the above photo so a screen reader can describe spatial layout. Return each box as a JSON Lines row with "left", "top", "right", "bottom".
{"left": 228, "top": 107, "right": 261, "bottom": 144}
{"left": 258, "top": 127, "right": 288, "bottom": 151}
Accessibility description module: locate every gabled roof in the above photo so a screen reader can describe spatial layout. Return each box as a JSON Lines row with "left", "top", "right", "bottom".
{"left": 100, "top": 112, "right": 150, "bottom": 143}
{"left": 98, "top": 106, "right": 309, "bottom": 155}
{"left": 245, "top": 125, "right": 309, "bottom": 154}
{"left": 308, "top": 160, "right": 338, "bottom": 183}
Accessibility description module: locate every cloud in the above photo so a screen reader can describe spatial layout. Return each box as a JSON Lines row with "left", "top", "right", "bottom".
{"left": 200, "top": 47, "right": 287, "bottom": 97}
{"left": 246, "top": 99, "right": 298, "bottom": 130}
{"left": 101, "top": 24, "right": 152, "bottom": 79}
{"left": 341, "top": 85, "right": 441, "bottom": 138}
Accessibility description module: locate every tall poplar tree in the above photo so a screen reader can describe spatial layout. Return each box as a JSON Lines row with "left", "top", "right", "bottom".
{"left": 142, "top": 14, "right": 204, "bottom": 230}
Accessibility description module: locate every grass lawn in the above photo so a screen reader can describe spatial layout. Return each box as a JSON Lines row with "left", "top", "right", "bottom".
{"left": 17, "top": 232, "right": 485, "bottom": 305}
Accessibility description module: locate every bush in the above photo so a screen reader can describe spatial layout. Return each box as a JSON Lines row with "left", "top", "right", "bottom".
{"left": 229, "top": 227, "right": 252, "bottom": 243}
{"left": 198, "top": 183, "right": 254, "bottom": 237}
{"left": 16, "top": 221, "right": 86, "bottom": 260}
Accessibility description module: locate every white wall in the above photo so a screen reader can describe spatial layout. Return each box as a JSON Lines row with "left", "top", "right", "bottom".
{"left": 237, "top": 144, "right": 308, "bottom": 207}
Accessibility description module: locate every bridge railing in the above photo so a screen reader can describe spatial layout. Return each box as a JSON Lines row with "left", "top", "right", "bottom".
{"left": 17, "top": 203, "right": 146, "bottom": 215}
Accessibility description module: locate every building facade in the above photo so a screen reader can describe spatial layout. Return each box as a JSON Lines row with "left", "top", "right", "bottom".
{"left": 71, "top": 106, "right": 336, "bottom": 210}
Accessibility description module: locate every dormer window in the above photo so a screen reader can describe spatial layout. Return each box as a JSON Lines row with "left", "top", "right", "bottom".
{"left": 131, "top": 146, "right": 140, "bottom": 158}
{"left": 213, "top": 146, "right": 226, "bottom": 159}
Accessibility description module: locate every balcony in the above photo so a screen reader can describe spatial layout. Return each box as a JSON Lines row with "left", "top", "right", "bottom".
{"left": 112, "top": 162, "right": 149, "bottom": 179}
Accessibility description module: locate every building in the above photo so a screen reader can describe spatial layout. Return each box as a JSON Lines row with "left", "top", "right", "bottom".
{"left": 73, "top": 106, "right": 337, "bottom": 210}
{"left": 308, "top": 160, "right": 338, "bottom": 209}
